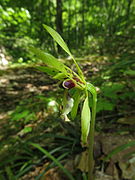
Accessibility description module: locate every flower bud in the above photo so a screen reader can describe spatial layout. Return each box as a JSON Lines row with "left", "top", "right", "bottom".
{"left": 62, "top": 80, "right": 75, "bottom": 89}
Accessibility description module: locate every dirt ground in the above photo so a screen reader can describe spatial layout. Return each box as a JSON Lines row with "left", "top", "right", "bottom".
{"left": 0, "top": 66, "right": 135, "bottom": 180}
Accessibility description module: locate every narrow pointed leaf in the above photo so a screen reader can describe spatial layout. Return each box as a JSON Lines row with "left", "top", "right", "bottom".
{"left": 81, "top": 96, "right": 91, "bottom": 144}
{"left": 36, "top": 66, "right": 58, "bottom": 76}
{"left": 43, "top": 24, "right": 73, "bottom": 58}
{"left": 103, "top": 141, "right": 135, "bottom": 161}
{"left": 29, "top": 46, "right": 67, "bottom": 74}
{"left": 53, "top": 72, "right": 67, "bottom": 80}
{"left": 30, "top": 143, "right": 75, "bottom": 180}
{"left": 43, "top": 24, "right": 85, "bottom": 81}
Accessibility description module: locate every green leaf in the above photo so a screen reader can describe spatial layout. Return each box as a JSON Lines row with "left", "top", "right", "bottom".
{"left": 19, "top": 160, "right": 32, "bottom": 172}
{"left": 124, "top": 70, "right": 135, "bottom": 76}
{"left": 15, "top": 165, "right": 33, "bottom": 178}
{"left": 96, "top": 98, "right": 115, "bottom": 112}
{"left": 30, "top": 143, "right": 75, "bottom": 180}
{"left": 86, "top": 82, "right": 97, "bottom": 109}
{"left": 101, "top": 83, "right": 124, "bottom": 99}
{"left": 29, "top": 46, "right": 67, "bottom": 74}
{"left": 82, "top": 172, "right": 88, "bottom": 180}
{"left": 22, "top": 127, "right": 32, "bottom": 133}
{"left": 43, "top": 24, "right": 73, "bottom": 58}
{"left": 53, "top": 72, "right": 67, "bottom": 80}
{"left": 5, "top": 166, "right": 16, "bottom": 180}
{"left": 11, "top": 110, "right": 29, "bottom": 121}
{"left": 36, "top": 66, "right": 58, "bottom": 76}
{"left": 43, "top": 24, "right": 85, "bottom": 82}
{"left": 81, "top": 96, "right": 91, "bottom": 144}
{"left": 71, "top": 89, "right": 81, "bottom": 120}
{"left": 87, "top": 83, "right": 97, "bottom": 98}
{"left": 35, "top": 152, "right": 69, "bottom": 180}
{"left": 103, "top": 141, "right": 135, "bottom": 161}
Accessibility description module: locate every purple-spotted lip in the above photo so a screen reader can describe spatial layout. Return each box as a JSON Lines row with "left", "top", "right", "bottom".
{"left": 62, "top": 80, "right": 76, "bottom": 89}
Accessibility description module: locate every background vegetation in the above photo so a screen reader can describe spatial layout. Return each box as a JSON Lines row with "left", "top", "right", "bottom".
{"left": 0, "top": 0, "right": 135, "bottom": 179}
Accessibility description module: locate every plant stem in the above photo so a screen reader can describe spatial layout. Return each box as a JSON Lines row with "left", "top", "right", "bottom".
{"left": 88, "top": 94, "right": 97, "bottom": 180}
{"left": 71, "top": 56, "right": 85, "bottom": 82}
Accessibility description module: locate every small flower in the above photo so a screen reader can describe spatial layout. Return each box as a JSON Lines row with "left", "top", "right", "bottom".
{"left": 62, "top": 80, "right": 76, "bottom": 89}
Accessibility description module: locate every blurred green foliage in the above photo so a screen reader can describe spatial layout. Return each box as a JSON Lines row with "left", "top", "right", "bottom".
{"left": 0, "top": 0, "right": 135, "bottom": 61}
{"left": 0, "top": 0, "right": 135, "bottom": 179}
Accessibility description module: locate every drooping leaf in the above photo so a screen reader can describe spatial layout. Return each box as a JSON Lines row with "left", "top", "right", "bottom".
{"left": 43, "top": 24, "right": 73, "bottom": 58}
{"left": 71, "top": 89, "right": 81, "bottom": 120}
{"left": 29, "top": 46, "right": 67, "bottom": 74}
{"left": 81, "top": 96, "right": 91, "bottom": 144}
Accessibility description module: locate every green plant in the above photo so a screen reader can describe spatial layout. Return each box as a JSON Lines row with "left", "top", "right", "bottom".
{"left": 9, "top": 95, "right": 48, "bottom": 135}
{"left": 103, "top": 141, "right": 135, "bottom": 162}
{"left": 29, "top": 24, "right": 97, "bottom": 180}
{"left": 0, "top": 124, "right": 79, "bottom": 179}
{"left": 30, "top": 143, "right": 75, "bottom": 180}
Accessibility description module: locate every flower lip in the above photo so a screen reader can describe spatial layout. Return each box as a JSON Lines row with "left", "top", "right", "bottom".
{"left": 62, "top": 80, "right": 76, "bottom": 89}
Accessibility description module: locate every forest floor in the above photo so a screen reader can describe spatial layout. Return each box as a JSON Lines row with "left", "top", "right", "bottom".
{"left": 0, "top": 64, "right": 135, "bottom": 180}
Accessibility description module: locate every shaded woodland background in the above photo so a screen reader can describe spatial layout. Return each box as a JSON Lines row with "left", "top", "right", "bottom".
{"left": 0, "top": 0, "right": 135, "bottom": 179}
{"left": 1, "top": 0, "right": 135, "bottom": 59}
